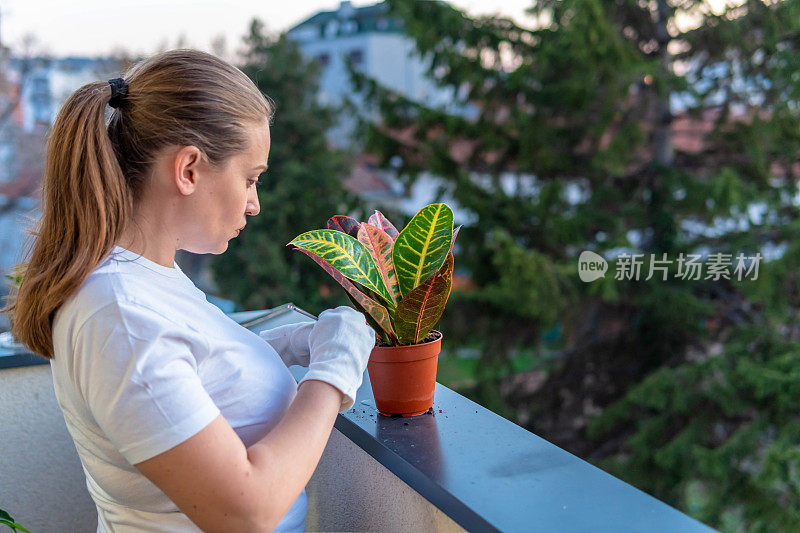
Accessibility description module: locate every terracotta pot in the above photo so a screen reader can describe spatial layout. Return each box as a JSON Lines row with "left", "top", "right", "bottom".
{"left": 367, "top": 330, "right": 442, "bottom": 417}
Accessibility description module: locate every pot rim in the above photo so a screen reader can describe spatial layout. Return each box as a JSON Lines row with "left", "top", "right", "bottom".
{"left": 370, "top": 330, "right": 443, "bottom": 363}
{"left": 376, "top": 329, "right": 442, "bottom": 348}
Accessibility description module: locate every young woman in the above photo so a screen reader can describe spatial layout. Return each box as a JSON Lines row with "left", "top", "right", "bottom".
{"left": 5, "top": 49, "right": 375, "bottom": 532}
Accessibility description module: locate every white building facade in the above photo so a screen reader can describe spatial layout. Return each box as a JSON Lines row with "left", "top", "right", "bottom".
{"left": 287, "top": 1, "right": 466, "bottom": 146}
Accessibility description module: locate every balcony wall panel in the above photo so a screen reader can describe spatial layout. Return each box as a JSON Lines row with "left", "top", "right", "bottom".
{"left": 307, "top": 428, "right": 464, "bottom": 532}
{"left": 0, "top": 363, "right": 97, "bottom": 532}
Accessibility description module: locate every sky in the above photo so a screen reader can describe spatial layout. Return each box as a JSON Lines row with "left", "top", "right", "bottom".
{"left": 0, "top": 0, "right": 534, "bottom": 58}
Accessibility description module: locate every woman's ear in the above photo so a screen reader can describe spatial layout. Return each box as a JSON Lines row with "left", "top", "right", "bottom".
{"left": 173, "top": 146, "right": 203, "bottom": 196}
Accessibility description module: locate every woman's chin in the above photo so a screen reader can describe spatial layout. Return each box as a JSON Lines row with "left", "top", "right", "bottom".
{"left": 182, "top": 241, "right": 228, "bottom": 255}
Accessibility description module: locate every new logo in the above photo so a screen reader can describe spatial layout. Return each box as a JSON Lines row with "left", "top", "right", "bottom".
{"left": 578, "top": 251, "right": 608, "bottom": 282}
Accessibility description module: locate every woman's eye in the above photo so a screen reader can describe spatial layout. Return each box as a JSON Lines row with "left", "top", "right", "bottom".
{"left": 248, "top": 178, "right": 261, "bottom": 188}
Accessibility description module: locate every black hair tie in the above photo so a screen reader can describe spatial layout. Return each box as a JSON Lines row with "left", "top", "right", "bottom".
{"left": 108, "top": 78, "right": 129, "bottom": 109}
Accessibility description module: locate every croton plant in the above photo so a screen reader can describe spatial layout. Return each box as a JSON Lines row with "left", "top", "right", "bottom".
{"left": 288, "top": 203, "right": 460, "bottom": 346}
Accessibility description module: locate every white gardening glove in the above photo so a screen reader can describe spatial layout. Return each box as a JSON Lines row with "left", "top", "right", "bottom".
{"left": 259, "top": 321, "right": 314, "bottom": 368}
{"left": 298, "top": 306, "right": 376, "bottom": 412}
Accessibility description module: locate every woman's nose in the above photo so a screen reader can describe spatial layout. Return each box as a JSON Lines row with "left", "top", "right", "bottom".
{"left": 246, "top": 188, "right": 260, "bottom": 216}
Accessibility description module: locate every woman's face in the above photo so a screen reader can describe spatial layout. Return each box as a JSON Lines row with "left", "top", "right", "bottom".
{"left": 184, "top": 121, "right": 269, "bottom": 254}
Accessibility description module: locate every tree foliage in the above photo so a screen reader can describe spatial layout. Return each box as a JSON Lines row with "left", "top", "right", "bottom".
{"left": 353, "top": 0, "right": 800, "bottom": 529}
{"left": 211, "top": 20, "right": 359, "bottom": 314}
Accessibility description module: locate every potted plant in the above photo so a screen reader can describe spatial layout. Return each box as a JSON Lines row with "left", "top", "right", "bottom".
{"left": 288, "top": 203, "right": 460, "bottom": 416}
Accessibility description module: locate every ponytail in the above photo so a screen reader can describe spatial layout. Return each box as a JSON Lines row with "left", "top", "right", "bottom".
{"left": 4, "top": 82, "right": 132, "bottom": 358}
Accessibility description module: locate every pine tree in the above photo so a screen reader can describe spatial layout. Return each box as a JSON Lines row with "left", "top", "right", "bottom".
{"left": 353, "top": 0, "right": 800, "bottom": 529}
{"left": 211, "top": 20, "right": 360, "bottom": 314}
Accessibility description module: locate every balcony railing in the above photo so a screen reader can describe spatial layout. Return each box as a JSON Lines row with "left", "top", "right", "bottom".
{"left": 0, "top": 304, "right": 714, "bottom": 532}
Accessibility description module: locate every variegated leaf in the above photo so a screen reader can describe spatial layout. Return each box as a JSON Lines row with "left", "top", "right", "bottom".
{"left": 392, "top": 203, "right": 454, "bottom": 297}
{"left": 394, "top": 252, "right": 454, "bottom": 344}
{"left": 289, "top": 229, "right": 394, "bottom": 307}
{"left": 351, "top": 278, "right": 393, "bottom": 317}
{"left": 295, "top": 248, "right": 398, "bottom": 342}
{"left": 326, "top": 215, "right": 360, "bottom": 237}
{"left": 368, "top": 210, "right": 399, "bottom": 239}
{"left": 357, "top": 223, "right": 398, "bottom": 306}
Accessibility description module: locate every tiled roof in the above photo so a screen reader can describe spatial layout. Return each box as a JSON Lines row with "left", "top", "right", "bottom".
{"left": 290, "top": 2, "right": 403, "bottom": 34}
{"left": 342, "top": 153, "right": 397, "bottom": 196}
{"left": 0, "top": 167, "right": 41, "bottom": 201}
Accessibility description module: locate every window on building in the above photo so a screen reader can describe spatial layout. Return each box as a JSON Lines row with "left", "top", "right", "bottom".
{"left": 32, "top": 78, "right": 49, "bottom": 98}
{"left": 349, "top": 49, "right": 364, "bottom": 65}
{"left": 325, "top": 20, "right": 339, "bottom": 38}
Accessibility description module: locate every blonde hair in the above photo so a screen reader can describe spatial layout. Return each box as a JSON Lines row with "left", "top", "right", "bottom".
{"left": 4, "top": 49, "right": 274, "bottom": 358}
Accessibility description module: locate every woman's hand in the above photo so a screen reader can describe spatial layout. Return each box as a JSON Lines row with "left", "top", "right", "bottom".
{"left": 298, "top": 306, "right": 376, "bottom": 411}
{"left": 259, "top": 321, "right": 315, "bottom": 367}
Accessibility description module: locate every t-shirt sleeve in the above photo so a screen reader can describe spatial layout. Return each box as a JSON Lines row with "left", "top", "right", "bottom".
{"left": 71, "top": 300, "right": 221, "bottom": 465}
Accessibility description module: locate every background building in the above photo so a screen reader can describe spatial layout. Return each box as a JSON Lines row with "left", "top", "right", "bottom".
{"left": 287, "top": 1, "right": 466, "bottom": 143}
{"left": 287, "top": 1, "right": 476, "bottom": 225}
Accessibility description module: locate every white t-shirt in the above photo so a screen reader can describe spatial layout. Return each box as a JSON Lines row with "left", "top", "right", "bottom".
{"left": 50, "top": 246, "right": 307, "bottom": 532}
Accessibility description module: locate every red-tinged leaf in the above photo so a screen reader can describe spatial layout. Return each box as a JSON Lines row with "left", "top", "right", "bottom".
{"left": 295, "top": 248, "right": 398, "bottom": 342}
{"left": 357, "top": 223, "right": 398, "bottom": 307}
{"left": 368, "top": 210, "right": 399, "bottom": 239}
{"left": 327, "top": 215, "right": 360, "bottom": 237}
{"left": 394, "top": 252, "right": 454, "bottom": 345}
{"left": 345, "top": 293, "right": 389, "bottom": 344}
